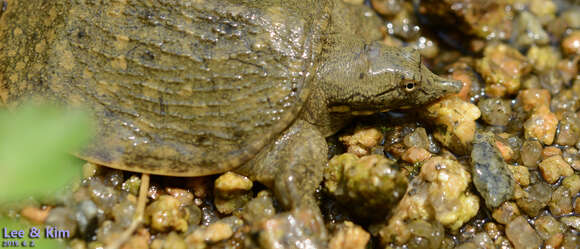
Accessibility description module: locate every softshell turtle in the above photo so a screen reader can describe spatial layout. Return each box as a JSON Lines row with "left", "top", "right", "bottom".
{"left": 0, "top": 0, "right": 460, "bottom": 244}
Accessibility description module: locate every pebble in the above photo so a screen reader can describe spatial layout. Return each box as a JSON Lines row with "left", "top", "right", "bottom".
{"left": 559, "top": 216, "right": 580, "bottom": 231}
{"left": 328, "top": 221, "right": 370, "bottom": 249}
{"left": 145, "top": 195, "right": 188, "bottom": 232}
{"left": 517, "top": 89, "right": 551, "bottom": 112}
{"left": 562, "top": 31, "right": 580, "bottom": 55}
{"left": 534, "top": 214, "right": 566, "bottom": 240}
{"left": 257, "top": 208, "right": 327, "bottom": 249}
{"left": 555, "top": 112, "right": 580, "bottom": 146}
{"left": 520, "top": 140, "right": 543, "bottom": 168}
{"left": 403, "top": 127, "right": 429, "bottom": 150}
{"left": 45, "top": 207, "right": 78, "bottom": 238}
{"left": 20, "top": 206, "right": 51, "bottom": 224}
{"left": 370, "top": 0, "right": 402, "bottom": 16}
{"left": 340, "top": 127, "right": 383, "bottom": 157}
{"left": 380, "top": 156, "right": 479, "bottom": 245}
{"left": 515, "top": 11, "right": 550, "bottom": 47}
{"left": 476, "top": 44, "right": 532, "bottom": 96}
{"left": 122, "top": 228, "right": 150, "bottom": 249}
{"left": 186, "top": 221, "right": 233, "bottom": 244}
{"left": 214, "top": 172, "right": 253, "bottom": 214}
{"left": 121, "top": 176, "right": 141, "bottom": 196}
{"left": 524, "top": 105, "right": 558, "bottom": 145}
{"left": 401, "top": 147, "right": 432, "bottom": 163}
{"left": 507, "top": 165, "right": 530, "bottom": 186}
{"left": 241, "top": 190, "right": 276, "bottom": 224}
{"left": 324, "top": 153, "right": 408, "bottom": 219}
{"left": 516, "top": 182, "right": 552, "bottom": 216}
{"left": 538, "top": 155, "right": 574, "bottom": 184}
{"left": 492, "top": 201, "right": 520, "bottom": 225}
{"left": 478, "top": 98, "right": 512, "bottom": 126}
{"left": 424, "top": 96, "right": 480, "bottom": 155}
{"left": 471, "top": 132, "right": 515, "bottom": 208}
{"left": 549, "top": 185, "right": 574, "bottom": 216}
{"left": 541, "top": 146, "right": 562, "bottom": 160}
{"left": 526, "top": 45, "right": 561, "bottom": 72}
{"left": 505, "top": 216, "right": 542, "bottom": 249}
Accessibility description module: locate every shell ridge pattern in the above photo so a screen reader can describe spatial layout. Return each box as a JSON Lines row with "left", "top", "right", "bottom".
{"left": 0, "top": 0, "right": 328, "bottom": 176}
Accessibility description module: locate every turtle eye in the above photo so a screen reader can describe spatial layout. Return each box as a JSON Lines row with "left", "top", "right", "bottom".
{"left": 403, "top": 80, "right": 416, "bottom": 92}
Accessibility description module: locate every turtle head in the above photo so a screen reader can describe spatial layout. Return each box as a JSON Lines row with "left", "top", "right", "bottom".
{"left": 361, "top": 44, "right": 463, "bottom": 111}
{"left": 319, "top": 40, "right": 462, "bottom": 115}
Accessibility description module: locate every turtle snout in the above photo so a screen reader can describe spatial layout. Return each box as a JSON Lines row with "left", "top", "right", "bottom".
{"left": 439, "top": 79, "right": 463, "bottom": 95}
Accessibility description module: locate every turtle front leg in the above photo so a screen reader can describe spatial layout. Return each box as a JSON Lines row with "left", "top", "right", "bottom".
{"left": 235, "top": 120, "right": 328, "bottom": 247}
{"left": 236, "top": 119, "right": 327, "bottom": 210}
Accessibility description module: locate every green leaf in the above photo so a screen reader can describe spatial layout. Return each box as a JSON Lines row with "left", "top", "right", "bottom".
{"left": 0, "top": 104, "right": 93, "bottom": 202}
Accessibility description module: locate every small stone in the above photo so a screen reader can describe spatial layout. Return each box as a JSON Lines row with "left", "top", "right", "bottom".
{"left": 340, "top": 127, "right": 383, "bottom": 157}
{"left": 145, "top": 195, "right": 188, "bottom": 232}
{"left": 424, "top": 96, "right": 480, "bottom": 155}
{"left": 241, "top": 190, "right": 276, "bottom": 224}
{"left": 69, "top": 239, "right": 87, "bottom": 249}
{"left": 549, "top": 186, "right": 573, "bottom": 216}
{"left": 121, "top": 176, "right": 141, "bottom": 196}
{"left": 160, "top": 232, "right": 186, "bottom": 249}
{"left": 328, "top": 221, "right": 370, "bottom": 249}
{"left": 524, "top": 105, "right": 558, "bottom": 145}
{"left": 515, "top": 11, "right": 550, "bottom": 48}
{"left": 507, "top": 165, "right": 529, "bottom": 186}
{"left": 545, "top": 233, "right": 564, "bottom": 249}
{"left": 492, "top": 201, "right": 520, "bottom": 225}
{"left": 574, "top": 197, "right": 580, "bottom": 213}
{"left": 214, "top": 172, "right": 253, "bottom": 193}
{"left": 538, "top": 69, "right": 565, "bottom": 95}
{"left": 121, "top": 228, "right": 150, "bottom": 249}
{"left": 166, "top": 188, "right": 194, "bottom": 207}
{"left": 559, "top": 216, "right": 580, "bottom": 231}
{"left": 534, "top": 215, "right": 566, "bottom": 240}
{"left": 520, "top": 140, "right": 543, "bottom": 168}
{"left": 380, "top": 156, "right": 479, "bottom": 245}
{"left": 371, "top": 0, "right": 402, "bottom": 16}
{"left": 45, "top": 207, "right": 77, "bottom": 238}
{"left": 324, "top": 153, "right": 408, "bottom": 219}
{"left": 471, "top": 132, "right": 515, "bottom": 208}
{"left": 526, "top": 45, "right": 561, "bottom": 72}
{"left": 478, "top": 98, "right": 512, "bottom": 126}
{"left": 496, "top": 140, "right": 515, "bottom": 162}
{"left": 187, "top": 221, "right": 233, "bottom": 244}
{"left": 561, "top": 232, "right": 580, "bottom": 248}
{"left": 516, "top": 182, "right": 552, "bottom": 216}
{"left": 542, "top": 146, "right": 562, "bottom": 160}
{"left": 562, "top": 31, "right": 580, "bottom": 55}
{"left": 476, "top": 44, "right": 532, "bottom": 95}
{"left": 505, "top": 216, "right": 542, "bottom": 249}
{"left": 214, "top": 172, "right": 253, "bottom": 214}
{"left": 403, "top": 127, "right": 430, "bottom": 150}
{"left": 555, "top": 112, "right": 580, "bottom": 146}
{"left": 20, "top": 206, "right": 51, "bottom": 224}
{"left": 188, "top": 177, "right": 212, "bottom": 198}
{"left": 484, "top": 222, "right": 502, "bottom": 241}
{"left": 82, "top": 162, "right": 98, "bottom": 179}
{"left": 517, "top": 89, "right": 551, "bottom": 112}
{"left": 539, "top": 155, "right": 574, "bottom": 184}
{"left": 257, "top": 208, "right": 327, "bottom": 249}
{"left": 562, "top": 174, "right": 580, "bottom": 195}
{"left": 529, "top": 0, "right": 557, "bottom": 23}
{"left": 401, "top": 147, "right": 432, "bottom": 163}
